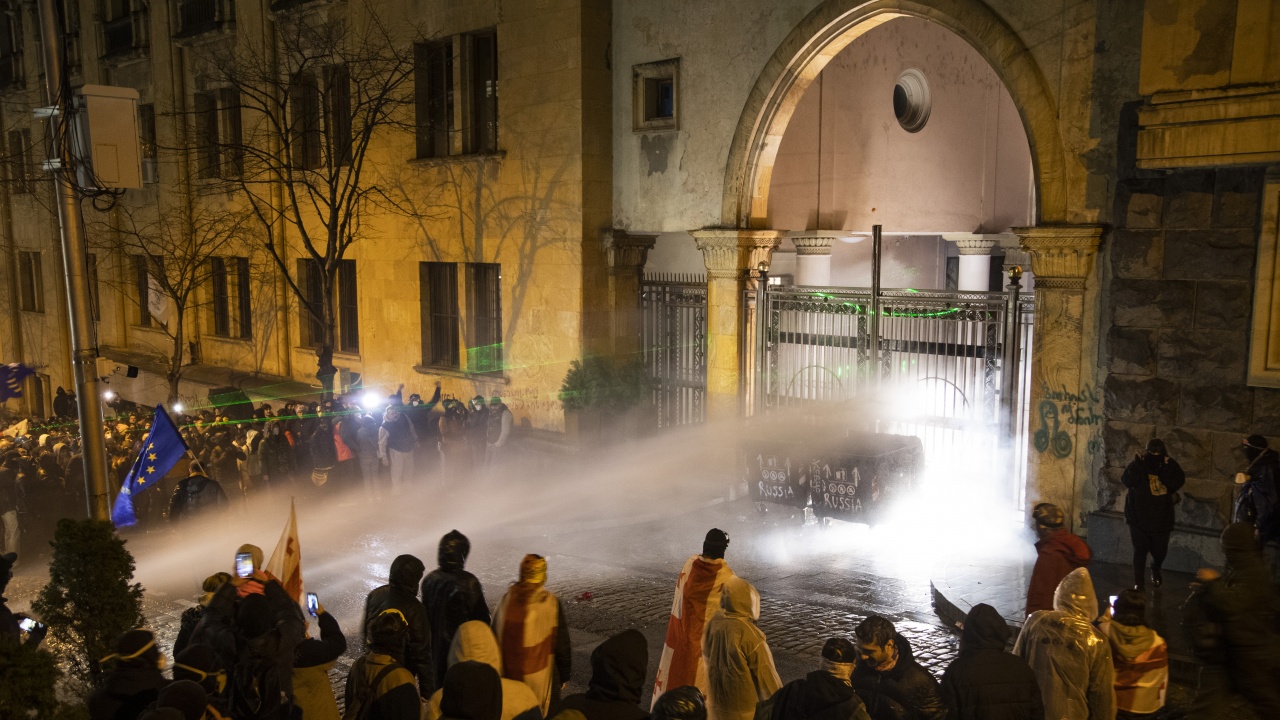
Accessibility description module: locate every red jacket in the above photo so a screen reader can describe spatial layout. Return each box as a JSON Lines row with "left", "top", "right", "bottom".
{"left": 1026, "top": 529, "right": 1091, "bottom": 616}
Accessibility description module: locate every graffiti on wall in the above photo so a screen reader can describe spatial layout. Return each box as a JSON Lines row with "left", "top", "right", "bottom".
{"left": 1034, "top": 384, "right": 1105, "bottom": 458}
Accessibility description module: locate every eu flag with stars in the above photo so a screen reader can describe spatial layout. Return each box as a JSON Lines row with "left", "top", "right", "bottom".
{"left": 112, "top": 405, "right": 189, "bottom": 527}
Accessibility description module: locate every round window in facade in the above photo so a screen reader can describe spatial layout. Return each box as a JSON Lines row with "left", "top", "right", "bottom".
{"left": 893, "top": 69, "right": 931, "bottom": 133}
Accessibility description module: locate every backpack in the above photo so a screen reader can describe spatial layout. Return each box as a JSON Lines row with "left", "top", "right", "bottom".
{"left": 343, "top": 657, "right": 402, "bottom": 720}
{"left": 228, "top": 633, "right": 293, "bottom": 720}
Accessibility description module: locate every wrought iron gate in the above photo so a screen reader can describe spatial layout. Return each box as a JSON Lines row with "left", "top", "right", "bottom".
{"left": 641, "top": 274, "right": 707, "bottom": 427}
{"left": 752, "top": 282, "right": 1035, "bottom": 505}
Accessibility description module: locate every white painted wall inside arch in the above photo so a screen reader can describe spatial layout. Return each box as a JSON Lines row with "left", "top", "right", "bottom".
{"left": 767, "top": 15, "right": 1034, "bottom": 236}
{"left": 612, "top": 0, "right": 1070, "bottom": 234}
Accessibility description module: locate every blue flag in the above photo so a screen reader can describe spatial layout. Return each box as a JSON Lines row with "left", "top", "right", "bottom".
{"left": 112, "top": 405, "right": 189, "bottom": 527}
{"left": 0, "top": 363, "right": 35, "bottom": 402}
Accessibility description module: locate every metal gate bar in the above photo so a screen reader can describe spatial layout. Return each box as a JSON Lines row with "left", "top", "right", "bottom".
{"left": 641, "top": 273, "right": 707, "bottom": 428}
{"left": 754, "top": 281, "right": 1034, "bottom": 504}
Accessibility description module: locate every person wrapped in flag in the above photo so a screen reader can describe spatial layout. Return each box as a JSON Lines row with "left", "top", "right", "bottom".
{"left": 492, "top": 554, "right": 570, "bottom": 715}
{"left": 652, "top": 528, "right": 735, "bottom": 707}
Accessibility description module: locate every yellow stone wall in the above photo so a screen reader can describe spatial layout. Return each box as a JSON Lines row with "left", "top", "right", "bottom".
{"left": 0, "top": 0, "right": 611, "bottom": 431}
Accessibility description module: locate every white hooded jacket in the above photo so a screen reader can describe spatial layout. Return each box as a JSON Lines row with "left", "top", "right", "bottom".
{"left": 1013, "top": 567, "right": 1116, "bottom": 720}
{"left": 425, "top": 620, "right": 540, "bottom": 720}
{"left": 702, "top": 576, "right": 782, "bottom": 720}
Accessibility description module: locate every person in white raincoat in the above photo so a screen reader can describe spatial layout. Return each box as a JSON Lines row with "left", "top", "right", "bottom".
{"left": 702, "top": 576, "right": 782, "bottom": 720}
{"left": 426, "top": 620, "right": 540, "bottom": 720}
{"left": 1013, "top": 567, "right": 1116, "bottom": 720}
{"left": 653, "top": 529, "right": 735, "bottom": 706}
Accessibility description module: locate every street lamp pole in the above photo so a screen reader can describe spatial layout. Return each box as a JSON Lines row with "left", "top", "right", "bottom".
{"left": 35, "top": 0, "right": 112, "bottom": 521}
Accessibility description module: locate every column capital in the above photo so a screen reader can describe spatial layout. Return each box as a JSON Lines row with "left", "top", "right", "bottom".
{"left": 1013, "top": 225, "right": 1106, "bottom": 290}
{"left": 941, "top": 232, "right": 1019, "bottom": 255}
{"left": 600, "top": 229, "right": 659, "bottom": 274}
{"left": 788, "top": 230, "right": 845, "bottom": 256}
{"left": 691, "top": 228, "right": 784, "bottom": 279}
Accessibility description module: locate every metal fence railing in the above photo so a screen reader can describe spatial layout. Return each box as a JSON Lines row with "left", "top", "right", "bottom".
{"left": 752, "top": 280, "right": 1035, "bottom": 506}
{"left": 641, "top": 274, "right": 707, "bottom": 428}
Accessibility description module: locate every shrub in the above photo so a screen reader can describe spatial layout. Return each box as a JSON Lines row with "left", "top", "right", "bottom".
{"left": 559, "top": 356, "right": 652, "bottom": 414}
{"left": 32, "top": 518, "right": 146, "bottom": 690}
{"left": 0, "top": 641, "right": 61, "bottom": 717}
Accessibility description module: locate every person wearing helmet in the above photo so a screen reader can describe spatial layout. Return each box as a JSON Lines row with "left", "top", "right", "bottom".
{"left": 1025, "top": 503, "right": 1091, "bottom": 616}
{"left": 652, "top": 529, "right": 735, "bottom": 706}
{"left": 492, "top": 554, "right": 570, "bottom": 715}
{"left": 422, "top": 530, "right": 491, "bottom": 688}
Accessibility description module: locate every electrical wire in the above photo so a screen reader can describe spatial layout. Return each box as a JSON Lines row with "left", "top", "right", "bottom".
{"left": 47, "top": 0, "right": 125, "bottom": 209}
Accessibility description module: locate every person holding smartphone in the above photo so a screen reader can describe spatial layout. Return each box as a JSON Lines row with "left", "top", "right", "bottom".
{"left": 1, "top": 552, "right": 46, "bottom": 648}
{"left": 294, "top": 592, "right": 348, "bottom": 720}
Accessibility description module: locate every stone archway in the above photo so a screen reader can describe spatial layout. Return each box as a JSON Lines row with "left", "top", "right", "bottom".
{"left": 720, "top": 0, "right": 1069, "bottom": 230}
{"left": 708, "top": 0, "right": 1105, "bottom": 528}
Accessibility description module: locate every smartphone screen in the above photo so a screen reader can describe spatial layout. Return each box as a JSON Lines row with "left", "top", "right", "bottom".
{"left": 306, "top": 592, "right": 319, "bottom": 616}
{"left": 19, "top": 617, "right": 37, "bottom": 632}
{"left": 1109, "top": 595, "right": 1118, "bottom": 608}
{"left": 235, "top": 552, "right": 254, "bottom": 578}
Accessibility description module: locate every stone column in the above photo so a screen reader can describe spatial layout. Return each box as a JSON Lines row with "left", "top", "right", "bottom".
{"left": 601, "top": 229, "right": 658, "bottom": 359}
{"left": 691, "top": 229, "right": 783, "bottom": 420}
{"left": 1014, "top": 225, "right": 1105, "bottom": 529}
{"left": 943, "top": 233, "right": 998, "bottom": 291}
{"left": 790, "top": 231, "right": 842, "bottom": 286}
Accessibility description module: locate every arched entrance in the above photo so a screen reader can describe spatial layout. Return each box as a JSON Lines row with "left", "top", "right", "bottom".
{"left": 720, "top": 0, "right": 1068, "bottom": 230}
{"left": 697, "top": 0, "right": 1102, "bottom": 528}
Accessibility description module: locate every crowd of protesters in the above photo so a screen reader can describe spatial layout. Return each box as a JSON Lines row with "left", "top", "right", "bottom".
{"left": 0, "top": 383, "right": 515, "bottom": 559}
{"left": 2, "top": 389, "right": 1279, "bottom": 720}
{"left": 4, "top": 511, "right": 1279, "bottom": 720}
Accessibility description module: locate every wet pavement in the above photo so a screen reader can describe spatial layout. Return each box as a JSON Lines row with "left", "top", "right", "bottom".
{"left": 8, "top": 493, "right": 960, "bottom": 708}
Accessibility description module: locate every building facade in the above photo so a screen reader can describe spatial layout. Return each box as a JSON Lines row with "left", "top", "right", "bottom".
{"left": 3, "top": 0, "right": 1280, "bottom": 558}
{"left": 0, "top": 0, "right": 615, "bottom": 429}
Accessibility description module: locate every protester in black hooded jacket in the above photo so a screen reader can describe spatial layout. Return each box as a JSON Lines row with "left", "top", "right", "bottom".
{"left": 422, "top": 530, "right": 491, "bottom": 687}
{"left": 1183, "top": 522, "right": 1280, "bottom": 719}
{"left": 558, "top": 628, "right": 649, "bottom": 720}
{"left": 440, "top": 660, "right": 502, "bottom": 720}
{"left": 758, "top": 638, "right": 870, "bottom": 720}
{"left": 850, "top": 617, "right": 946, "bottom": 720}
{"left": 168, "top": 468, "right": 229, "bottom": 523}
{"left": 87, "top": 629, "right": 170, "bottom": 720}
{"left": 939, "top": 603, "right": 1042, "bottom": 720}
{"left": 365, "top": 554, "right": 435, "bottom": 695}
{"left": 1121, "top": 438, "right": 1185, "bottom": 589}
{"left": 260, "top": 422, "right": 295, "bottom": 486}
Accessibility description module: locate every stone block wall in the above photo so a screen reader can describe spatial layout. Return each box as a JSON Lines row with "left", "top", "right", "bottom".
{"left": 1102, "top": 167, "right": 1280, "bottom": 531}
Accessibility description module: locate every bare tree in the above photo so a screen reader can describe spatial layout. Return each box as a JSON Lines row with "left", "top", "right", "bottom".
{"left": 87, "top": 200, "right": 249, "bottom": 403}
{"left": 203, "top": 2, "right": 420, "bottom": 395}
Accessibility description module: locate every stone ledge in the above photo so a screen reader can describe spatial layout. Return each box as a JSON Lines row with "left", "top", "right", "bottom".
{"left": 1087, "top": 510, "right": 1280, "bottom": 578}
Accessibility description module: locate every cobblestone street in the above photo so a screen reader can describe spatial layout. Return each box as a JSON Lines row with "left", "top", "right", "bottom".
{"left": 8, "top": 492, "right": 960, "bottom": 707}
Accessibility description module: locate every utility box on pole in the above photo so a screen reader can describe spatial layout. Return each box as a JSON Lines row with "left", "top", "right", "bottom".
{"left": 72, "top": 85, "right": 142, "bottom": 189}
